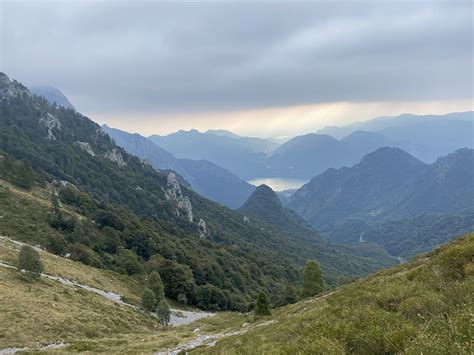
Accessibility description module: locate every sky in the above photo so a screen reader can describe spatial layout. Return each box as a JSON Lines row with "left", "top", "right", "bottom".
{"left": 1, "top": 0, "right": 472, "bottom": 137}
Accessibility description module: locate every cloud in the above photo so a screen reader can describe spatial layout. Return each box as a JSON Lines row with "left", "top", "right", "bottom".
{"left": 1, "top": 1, "right": 472, "bottom": 128}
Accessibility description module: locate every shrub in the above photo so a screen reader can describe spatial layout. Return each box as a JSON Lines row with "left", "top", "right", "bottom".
{"left": 18, "top": 245, "right": 43, "bottom": 279}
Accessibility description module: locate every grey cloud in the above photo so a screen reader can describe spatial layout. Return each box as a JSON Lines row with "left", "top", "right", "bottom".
{"left": 1, "top": 1, "right": 472, "bottom": 116}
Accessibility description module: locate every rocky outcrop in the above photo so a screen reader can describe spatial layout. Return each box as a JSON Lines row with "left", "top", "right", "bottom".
{"left": 165, "top": 172, "right": 193, "bottom": 222}
{"left": 39, "top": 112, "right": 61, "bottom": 140}
{"left": 198, "top": 218, "right": 208, "bottom": 237}
{"left": 0, "top": 72, "right": 31, "bottom": 100}
{"left": 104, "top": 148, "right": 126, "bottom": 167}
{"left": 75, "top": 141, "right": 95, "bottom": 156}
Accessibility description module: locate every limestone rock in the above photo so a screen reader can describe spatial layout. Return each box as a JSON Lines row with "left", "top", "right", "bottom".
{"left": 105, "top": 148, "right": 126, "bottom": 167}
{"left": 165, "top": 172, "right": 193, "bottom": 222}
{"left": 75, "top": 141, "right": 95, "bottom": 156}
{"left": 198, "top": 218, "right": 208, "bottom": 237}
{"left": 39, "top": 112, "right": 61, "bottom": 140}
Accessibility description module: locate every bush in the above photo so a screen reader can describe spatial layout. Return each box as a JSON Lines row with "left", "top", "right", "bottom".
{"left": 18, "top": 245, "right": 43, "bottom": 279}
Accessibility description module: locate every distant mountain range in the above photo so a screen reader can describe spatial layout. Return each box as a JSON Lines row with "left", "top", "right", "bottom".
{"left": 145, "top": 112, "right": 473, "bottom": 179}
{"left": 102, "top": 125, "right": 255, "bottom": 209}
{"left": 148, "top": 130, "right": 273, "bottom": 179}
{"left": 29, "top": 85, "right": 76, "bottom": 110}
{"left": 289, "top": 147, "right": 473, "bottom": 230}
{"left": 287, "top": 147, "right": 474, "bottom": 257}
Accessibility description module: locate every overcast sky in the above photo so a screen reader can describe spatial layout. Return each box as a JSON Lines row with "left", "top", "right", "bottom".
{"left": 1, "top": 1, "right": 472, "bottom": 137}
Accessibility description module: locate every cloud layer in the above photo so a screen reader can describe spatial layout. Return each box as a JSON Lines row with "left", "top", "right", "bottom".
{"left": 1, "top": 1, "right": 472, "bottom": 134}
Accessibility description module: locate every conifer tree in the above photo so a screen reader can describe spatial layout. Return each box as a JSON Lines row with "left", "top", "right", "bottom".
{"left": 149, "top": 271, "right": 165, "bottom": 304}
{"left": 157, "top": 300, "right": 171, "bottom": 325}
{"left": 302, "top": 259, "right": 324, "bottom": 298}
{"left": 254, "top": 292, "right": 271, "bottom": 316}
{"left": 141, "top": 288, "right": 156, "bottom": 312}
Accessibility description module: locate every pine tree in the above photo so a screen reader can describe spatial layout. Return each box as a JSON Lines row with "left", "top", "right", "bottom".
{"left": 157, "top": 300, "right": 171, "bottom": 325}
{"left": 302, "top": 259, "right": 324, "bottom": 298}
{"left": 148, "top": 271, "right": 165, "bottom": 304}
{"left": 254, "top": 292, "right": 271, "bottom": 316}
{"left": 141, "top": 288, "right": 156, "bottom": 312}
{"left": 18, "top": 245, "right": 43, "bottom": 279}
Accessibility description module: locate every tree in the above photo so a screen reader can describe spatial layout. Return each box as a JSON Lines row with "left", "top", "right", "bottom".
{"left": 18, "top": 245, "right": 43, "bottom": 279}
{"left": 157, "top": 300, "right": 171, "bottom": 325}
{"left": 302, "top": 259, "right": 324, "bottom": 298}
{"left": 141, "top": 288, "right": 156, "bottom": 312}
{"left": 115, "top": 248, "right": 143, "bottom": 275}
{"left": 277, "top": 285, "right": 298, "bottom": 306}
{"left": 149, "top": 271, "right": 165, "bottom": 304}
{"left": 254, "top": 292, "right": 271, "bottom": 316}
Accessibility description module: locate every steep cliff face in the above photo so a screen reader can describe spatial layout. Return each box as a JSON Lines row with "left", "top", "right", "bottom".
{"left": 165, "top": 172, "right": 194, "bottom": 222}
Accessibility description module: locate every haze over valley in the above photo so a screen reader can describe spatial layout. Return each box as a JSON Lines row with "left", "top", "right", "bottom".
{"left": 0, "top": 1, "right": 472, "bottom": 353}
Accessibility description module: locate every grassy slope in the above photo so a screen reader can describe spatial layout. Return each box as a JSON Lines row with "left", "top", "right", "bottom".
{"left": 0, "top": 236, "right": 246, "bottom": 353}
{"left": 198, "top": 233, "right": 474, "bottom": 354}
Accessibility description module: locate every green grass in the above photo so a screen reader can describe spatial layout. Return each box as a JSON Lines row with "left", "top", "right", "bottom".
{"left": 196, "top": 233, "right": 474, "bottom": 354}
{"left": 0, "top": 234, "right": 246, "bottom": 352}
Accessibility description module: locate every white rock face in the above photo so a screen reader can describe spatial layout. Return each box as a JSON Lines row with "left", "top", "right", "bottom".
{"left": 39, "top": 112, "right": 61, "bottom": 140}
{"left": 75, "top": 141, "right": 95, "bottom": 156}
{"left": 198, "top": 218, "right": 207, "bottom": 237}
{"left": 165, "top": 172, "right": 193, "bottom": 222}
{"left": 243, "top": 216, "right": 250, "bottom": 223}
{"left": 105, "top": 148, "right": 126, "bottom": 167}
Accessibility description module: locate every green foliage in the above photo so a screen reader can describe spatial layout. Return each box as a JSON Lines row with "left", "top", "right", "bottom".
{"left": 141, "top": 288, "right": 156, "bottom": 312}
{"left": 301, "top": 259, "right": 324, "bottom": 298}
{"left": 69, "top": 243, "right": 102, "bottom": 268}
{"left": 0, "top": 152, "right": 37, "bottom": 189}
{"left": 156, "top": 300, "right": 171, "bottom": 325}
{"left": 46, "top": 234, "right": 67, "bottom": 256}
{"left": 17, "top": 245, "right": 43, "bottom": 279}
{"left": 0, "top": 90, "right": 398, "bottom": 311}
{"left": 115, "top": 249, "right": 143, "bottom": 275}
{"left": 208, "top": 233, "right": 474, "bottom": 354}
{"left": 148, "top": 271, "right": 165, "bottom": 304}
{"left": 254, "top": 292, "right": 271, "bottom": 316}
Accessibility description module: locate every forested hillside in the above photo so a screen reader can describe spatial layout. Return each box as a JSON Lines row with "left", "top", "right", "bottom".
{"left": 0, "top": 72, "right": 394, "bottom": 310}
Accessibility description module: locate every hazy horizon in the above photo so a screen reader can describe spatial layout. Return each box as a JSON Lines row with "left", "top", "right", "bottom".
{"left": 2, "top": 1, "right": 472, "bottom": 137}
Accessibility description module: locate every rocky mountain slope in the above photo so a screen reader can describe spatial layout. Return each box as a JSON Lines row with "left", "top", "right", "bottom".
{"left": 0, "top": 72, "right": 396, "bottom": 309}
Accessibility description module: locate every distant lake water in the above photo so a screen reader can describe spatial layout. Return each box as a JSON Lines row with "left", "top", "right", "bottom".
{"left": 247, "top": 177, "right": 308, "bottom": 191}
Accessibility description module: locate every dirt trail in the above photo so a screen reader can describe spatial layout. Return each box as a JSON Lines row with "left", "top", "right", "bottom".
{"left": 0, "top": 236, "right": 213, "bottom": 327}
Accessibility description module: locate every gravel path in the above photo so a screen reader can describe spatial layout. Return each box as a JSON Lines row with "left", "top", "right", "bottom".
{"left": 0, "top": 236, "right": 213, "bottom": 327}
{"left": 0, "top": 342, "right": 66, "bottom": 354}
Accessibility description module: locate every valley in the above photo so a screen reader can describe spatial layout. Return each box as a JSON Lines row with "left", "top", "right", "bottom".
{"left": 0, "top": 41, "right": 472, "bottom": 352}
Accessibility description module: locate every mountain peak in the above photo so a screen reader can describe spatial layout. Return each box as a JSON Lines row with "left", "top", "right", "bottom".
{"left": 0, "top": 72, "right": 31, "bottom": 99}
{"left": 359, "top": 147, "right": 424, "bottom": 169}
{"left": 29, "top": 85, "right": 75, "bottom": 110}
{"left": 238, "top": 184, "right": 287, "bottom": 224}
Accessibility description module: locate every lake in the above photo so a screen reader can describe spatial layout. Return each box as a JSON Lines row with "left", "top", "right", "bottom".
{"left": 247, "top": 177, "right": 308, "bottom": 191}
